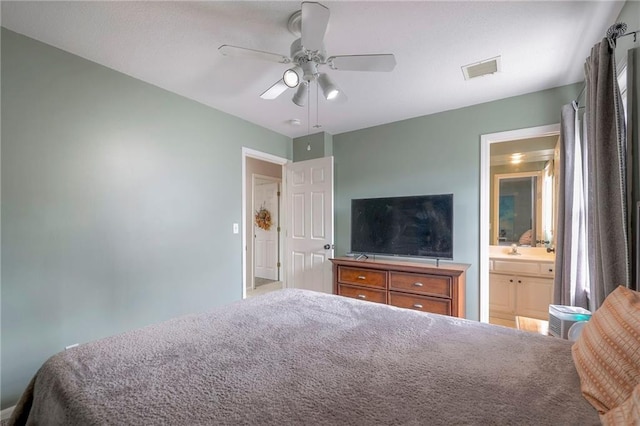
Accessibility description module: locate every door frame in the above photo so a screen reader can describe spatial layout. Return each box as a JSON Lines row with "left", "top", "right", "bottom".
{"left": 479, "top": 124, "right": 560, "bottom": 323}
{"left": 251, "top": 174, "right": 282, "bottom": 287}
{"left": 241, "top": 147, "right": 289, "bottom": 299}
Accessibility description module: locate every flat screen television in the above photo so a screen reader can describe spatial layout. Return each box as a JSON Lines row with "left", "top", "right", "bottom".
{"left": 351, "top": 194, "right": 453, "bottom": 260}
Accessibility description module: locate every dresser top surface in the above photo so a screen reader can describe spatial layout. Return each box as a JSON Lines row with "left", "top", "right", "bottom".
{"left": 331, "top": 257, "right": 470, "bottom": 273}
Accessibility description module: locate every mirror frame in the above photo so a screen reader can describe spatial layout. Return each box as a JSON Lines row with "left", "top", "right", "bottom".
{"left": 492, "top": 171, "right": 543, "bottom": 246}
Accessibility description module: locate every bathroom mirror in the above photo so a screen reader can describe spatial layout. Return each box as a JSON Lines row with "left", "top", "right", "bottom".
{"left": 489, "top": 136, "right": 559, "bottom": 247}
{"left": 494, "top": 172, "right": 541, "bottom": 246}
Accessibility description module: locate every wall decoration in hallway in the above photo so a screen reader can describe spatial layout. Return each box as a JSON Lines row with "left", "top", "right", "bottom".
{"left": 255, "top": 206, "right": 273, "bottom": 231}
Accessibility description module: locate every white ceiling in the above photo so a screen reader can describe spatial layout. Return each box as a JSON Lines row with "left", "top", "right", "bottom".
{"left": 1, "top": 1, "right": 626, "bottom": 138}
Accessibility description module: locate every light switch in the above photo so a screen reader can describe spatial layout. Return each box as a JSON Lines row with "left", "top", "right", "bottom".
{"left": 233, "top": 223, "right": 239, "bottom": 234}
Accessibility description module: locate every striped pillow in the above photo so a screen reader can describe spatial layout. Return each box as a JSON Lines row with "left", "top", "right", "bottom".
{"left": 601, "top": 383, "right": 640, "bottom": 425}
{"left": 571, "top": 286, "right": 640, "bottom": 414}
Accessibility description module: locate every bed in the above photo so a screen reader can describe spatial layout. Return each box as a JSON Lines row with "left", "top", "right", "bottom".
{"left": 8, "top": 287, "right": 636, "bottom": 425}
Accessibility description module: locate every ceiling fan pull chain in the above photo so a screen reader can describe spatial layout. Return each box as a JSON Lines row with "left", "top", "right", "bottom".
{"left": 306, "top": 82, "right": 312, "bottom": 151}
{"left": 316, "top": 82, "right": 320, "bottom": 128}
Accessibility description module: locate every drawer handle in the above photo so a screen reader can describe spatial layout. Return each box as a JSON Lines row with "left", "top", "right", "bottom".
{"left": 357, "top": 294, "right": 367, "bottom": 299}
{"left": 357, "top": 275, "right": 366, "bottom": 280}
{"left": 413, "top": 282, "right": 424, "bottom": 287}
{"left": 548, "top": 268, "right": 553, "bottom": 272}
{"left": 413, "top": 304, "right": 423, "bottom": 309}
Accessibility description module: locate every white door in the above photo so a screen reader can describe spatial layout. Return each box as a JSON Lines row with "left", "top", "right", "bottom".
{"left": 254, "top": 180, "right": 279, "bottom": 281}
{"left": 285, "top": 156, "right": 334, "bottom": 293}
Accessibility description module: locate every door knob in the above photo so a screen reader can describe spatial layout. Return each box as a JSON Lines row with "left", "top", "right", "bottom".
{"left": 324, "top": 244, "right": 334, "bottom": 250}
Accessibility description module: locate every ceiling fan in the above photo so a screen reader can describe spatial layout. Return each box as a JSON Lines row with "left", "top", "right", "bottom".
{"left": 218, "top": 1, "right": 396, "bottom": 107}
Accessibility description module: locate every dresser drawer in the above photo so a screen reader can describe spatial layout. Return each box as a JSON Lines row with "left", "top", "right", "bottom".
{"left": 389, "top": 272, "right": 452, "bottom": 298}
{"left": 338, "top": 266, "right": 387, "bottom": 289}
{"left": 339, "top": 284, "right": 387, "bottom": 304}
{"left": 389, "top": 292, "right": 451, "bottom": 316}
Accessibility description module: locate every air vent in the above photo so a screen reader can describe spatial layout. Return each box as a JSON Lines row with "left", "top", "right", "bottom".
{"left": 462, "top": 56, "right": 501, "bottom": 80}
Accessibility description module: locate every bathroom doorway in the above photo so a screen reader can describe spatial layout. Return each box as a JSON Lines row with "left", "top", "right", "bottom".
{"left": 480, "top": 124, "right": 561, "bottom": 324}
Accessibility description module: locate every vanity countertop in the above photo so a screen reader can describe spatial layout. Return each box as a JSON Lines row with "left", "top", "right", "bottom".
{"left": 489, "top": 245, "right": 555, "bottom": 262}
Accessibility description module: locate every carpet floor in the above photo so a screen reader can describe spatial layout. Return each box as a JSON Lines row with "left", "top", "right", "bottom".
{"left": 246, "top": 281, "right": 283, "bottom": 298}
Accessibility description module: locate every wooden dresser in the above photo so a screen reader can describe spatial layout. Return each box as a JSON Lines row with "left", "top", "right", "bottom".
{"left": 330, "top": 257, "right": 470, "bottom": 318}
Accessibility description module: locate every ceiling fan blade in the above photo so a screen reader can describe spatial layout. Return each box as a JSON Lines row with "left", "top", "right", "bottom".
{"left": 328, "top": 54, "right": 397, "bottom": 72}
{"left": 218, "top": 45, "right": 290, "bottom": 64}
{"left": 301, "top": 2, "right": 329, "bottom": 52}
{"left": 260, "top": 79, "right": 289, "bottom": 100}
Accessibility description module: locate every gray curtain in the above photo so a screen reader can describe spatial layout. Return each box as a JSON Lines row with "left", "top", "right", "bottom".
{"left": 585, "top": 38, "right": 630, "bottom": 310}
{"left": 628, "top": 48, "right": 639, "bottom": 292}
{"left": 554, "top": 104, "right": 589, "bottom": 308}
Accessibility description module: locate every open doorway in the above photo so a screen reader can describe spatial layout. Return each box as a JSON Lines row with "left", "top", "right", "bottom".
{"left": 479, "top": 124, "right": 560, "bottom": 324}
{"left": 249, "top": 175, "right": 282, "bottom": 297}
{"left": 241, "top": 148, "right": 288, "bottom": 299}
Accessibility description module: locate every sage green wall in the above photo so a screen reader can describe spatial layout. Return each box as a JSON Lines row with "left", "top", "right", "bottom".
{"left": 293, "top": 132, "right": 324, "bottom": 161}
{"left": 292, "top": 131, "right": 333, "bottom": 161}
{"left": 333, "top": 83, "right": 582, "bottom": 321}
{"left": 323, "top": 132, "right": 333, "bottom": 156}
{"left": 1, "top": 29, "right": 291, "bottom": 408}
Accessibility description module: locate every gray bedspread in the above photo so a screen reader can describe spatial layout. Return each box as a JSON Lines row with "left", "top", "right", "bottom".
{"left": 10, "top": 289, "right": 599, "bottom": 425}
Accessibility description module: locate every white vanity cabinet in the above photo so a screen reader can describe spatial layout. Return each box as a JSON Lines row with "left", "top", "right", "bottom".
{"left": 515, "top": 276, "right": 553, "bottom": 319}
{"left": 489, "top": 274, "right": 517, "bottom": 315}
{"left": 489, "top": 258, "right": 554, "bottom": 326}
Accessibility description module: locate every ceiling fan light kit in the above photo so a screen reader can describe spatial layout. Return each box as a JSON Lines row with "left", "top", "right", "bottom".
{"left": 300, "top": 59, "right": 320, "bottom": 82}
{"left": 283, "top": 68, "right": 300, "bottom": 88}
{"left": 219, "top": 1, "right": 396, "bottom": 106}
{"left": 292, "top": 81, "right": 308, "bottom": 107}
{"left": 317, "top": 73, "right": 339, "bottom": 100}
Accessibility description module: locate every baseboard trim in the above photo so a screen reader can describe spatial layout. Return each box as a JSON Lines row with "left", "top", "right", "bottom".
{"left": 1, "top": 406, "right": 15, "bottom": 421}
